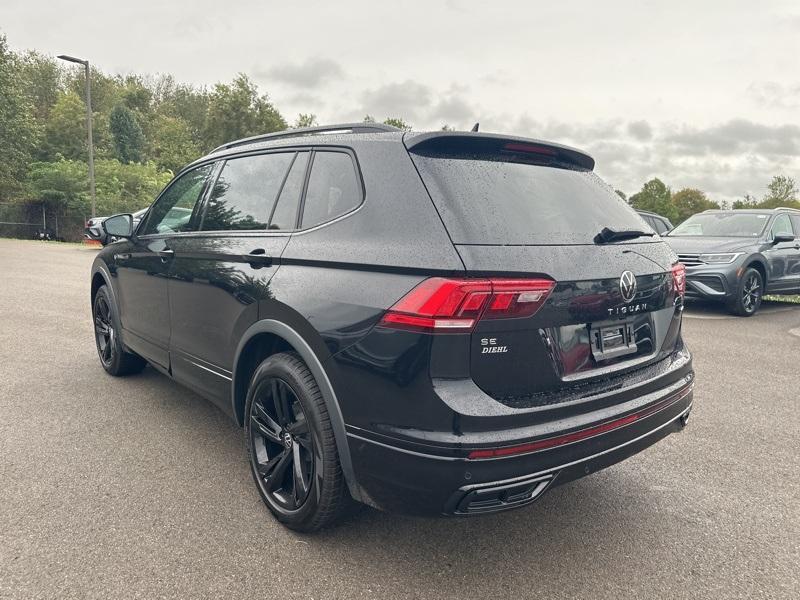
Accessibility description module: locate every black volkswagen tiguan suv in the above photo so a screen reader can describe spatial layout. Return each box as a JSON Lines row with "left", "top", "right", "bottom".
{"left": 91, "top": 123, "right": 694, "bottom": 531}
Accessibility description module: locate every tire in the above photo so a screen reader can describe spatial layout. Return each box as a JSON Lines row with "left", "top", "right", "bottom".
{"left": 728, "top": 267, "right": 763, "bottom": 316}
{"left": 245, "top": 352, "right": 353, "bottom": 532}
{"left": 92, "top": 285, "right": 147, "bottom": 375}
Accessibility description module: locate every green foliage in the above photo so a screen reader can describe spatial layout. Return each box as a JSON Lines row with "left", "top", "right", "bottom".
{"left": 733, "top": 176, "right": 799, "bottom": 209}
{"left": 26, "top": 158, "right": 171, "bottom": 215}
{"left": 293, "top": 113, "right": 318, "bottom": 128}
{"left": 109, "top": 104, "right": 145, "bottom": 163}
{"left": 203, "top": 74, "right": 287, "bottom": 149}
{"left": 43, "top": 91, "right": 87, "bottom": 160}
{"left": 628, "top": 178, "right": 678, "bottom": 223}
{"left": 672, "top": 188, "right": 719, "bottom": 223}
{"left": 148, "top": 114, "right": 200, "bottom": 173}
{"left": 383, "top": 117, "right": 411, "bottom": 130}
{"left": 0, "top": 34, "right": 40, "bottom": 199}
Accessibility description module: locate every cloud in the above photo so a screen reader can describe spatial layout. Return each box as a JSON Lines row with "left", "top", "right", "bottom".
{"left": 361, "top": 80, "right": 433, "bottom": 121}
{"left": 260, "top": 58, "right": 344, "bottom": 88}
{"left": 627, "top": 120, "right": 653, "bottom": 141}
{"left": 664, "top": 119, "right": 800, "bottom": 157}
{"left": 747, "top": 81, "right": 800, "bottom": 111}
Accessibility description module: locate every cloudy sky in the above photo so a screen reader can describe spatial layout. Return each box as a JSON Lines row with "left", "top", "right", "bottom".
{"left": 2, "top": 0, "right": 798, "bottom": 203}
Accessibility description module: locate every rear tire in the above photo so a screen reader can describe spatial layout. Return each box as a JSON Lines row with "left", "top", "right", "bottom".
{"left": 728, "top": 267, "right": 763, "bottom": 316}
{"left": 93, "top": 285, "right": 147, "bottom": 375}
{"left": 245, "top": 352, "right": 354, "bottom": 532}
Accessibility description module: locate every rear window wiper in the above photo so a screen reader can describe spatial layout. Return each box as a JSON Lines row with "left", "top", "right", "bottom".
{"left": 594, "top": 227, "right": 656, "bottom": 244}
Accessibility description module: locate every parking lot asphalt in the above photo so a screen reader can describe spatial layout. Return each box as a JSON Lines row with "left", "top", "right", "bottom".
{"left": 1, "top": 238, "right": 798, "bottom": 600}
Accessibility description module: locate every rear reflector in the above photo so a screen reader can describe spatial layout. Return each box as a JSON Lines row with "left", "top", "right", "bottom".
{"left": 379, "top": 277, "right": 555, "bottom": 333}
{"left": 467, "top": 384, "right": 693, "bottom": 459}
{"left": 671, "top": 263, "right": 686, "bottom": 297}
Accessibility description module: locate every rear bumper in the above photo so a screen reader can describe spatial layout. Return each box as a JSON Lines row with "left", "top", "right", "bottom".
{"left": 347, "top": 379, "right": 693, "bottom": 516}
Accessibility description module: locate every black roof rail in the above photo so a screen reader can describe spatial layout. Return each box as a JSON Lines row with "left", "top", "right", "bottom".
{"left": 211, "top": 122, "right": 402, "bottom": 153}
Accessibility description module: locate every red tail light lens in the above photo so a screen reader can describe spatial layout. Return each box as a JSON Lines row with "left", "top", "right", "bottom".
{"left": 671, "top": 263, "right": 686, "bottom": 297}
{"left": 379, "top": 278, "right": 555, "bottom": 332}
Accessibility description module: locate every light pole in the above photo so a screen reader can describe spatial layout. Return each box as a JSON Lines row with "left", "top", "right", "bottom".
{"left": 57, "top": 54, "right": 96, "bottom": 218}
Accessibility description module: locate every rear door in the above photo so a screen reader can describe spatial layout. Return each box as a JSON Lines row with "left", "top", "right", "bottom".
{"left": 166, "top": 150, "right": 306, "bottom": 409}
{"left": 408, "top": 136, "right": 682, "bottom": 399}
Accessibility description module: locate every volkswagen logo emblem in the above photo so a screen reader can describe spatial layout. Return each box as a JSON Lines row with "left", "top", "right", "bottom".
{"left": 282, "top": 432, "right": 293, "bottom": 448}
{"left": 619, "top": 271, "right": 637, "bottom": 303}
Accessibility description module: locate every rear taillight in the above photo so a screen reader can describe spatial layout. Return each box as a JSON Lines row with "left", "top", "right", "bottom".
{"left": 671, "top": 263, "right": 686, "bottom": 297}
{"left": 379, "top": 277, "right": 555, "bottom": 333}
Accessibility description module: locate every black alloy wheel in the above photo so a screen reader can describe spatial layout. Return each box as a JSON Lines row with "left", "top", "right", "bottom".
{"left": 730, "top": 267, "right": 763, "bottom": 316}
{"left": 94, "top": 293, "right": 115, "bottom": 367}
{"left": 92, "top": 285, "right": 147, "bottom": 376}
{"left": 249, "top": 377, "right": 316, "bottom": 511}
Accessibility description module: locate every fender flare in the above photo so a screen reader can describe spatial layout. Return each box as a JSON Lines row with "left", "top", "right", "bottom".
{"left": 231, "top": 319, "right": 362, "bottom": 501}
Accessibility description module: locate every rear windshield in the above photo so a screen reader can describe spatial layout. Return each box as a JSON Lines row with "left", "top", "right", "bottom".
{"left": 410, "top": 152, "right": 651, "bottom": 245}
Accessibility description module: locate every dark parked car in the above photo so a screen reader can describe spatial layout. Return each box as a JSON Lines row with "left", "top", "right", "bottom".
{"left": 664, "top": 208, "right": 800, "bottom": 315}
{"left": 636, "top": 210, "right": 673, "bottom": 235}
{"left": 91, "top": 123, "right": 694, "bottom": 531}
{"left": 85, "top": 208, "right": 148, "bottom": 245}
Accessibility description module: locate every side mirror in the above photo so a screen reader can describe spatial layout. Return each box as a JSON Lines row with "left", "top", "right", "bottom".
{"left": 102, "top": 213, "right": 134, "bottom": 239}
{"left": 772, "top": 233, "right": 795, "bottom": 244}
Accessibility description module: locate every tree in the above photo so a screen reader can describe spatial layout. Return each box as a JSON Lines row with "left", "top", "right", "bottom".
{"left": 110, "top": 104, "right": 145, "bottom": 163}
{"left": 42, "top": 91, "right": 86, "bottom": 160}
{"left": 628, "top": 178, "right": 677, "bottom": 222}
{"left": 383, "top": 117, "right": 411, "bottom": 130}
{"left": 732, "top": 194, "right": 758, "bottom": 209}
{"left": 760, "top": 175, "right": 798, "bottom": 208}
{"left": 0, "top": 34, "right": 39, "bottom": 199}
{"left": 203, "top": 74, "right": 286, "bottom": 149}
{"left": 148, "top": 115, "right": 200, "bottom": 173}
{"left": 672, "top": 188, "right": 719, "bottom": 223}
{"left": 293, "top": 113, "right": 318, "bottom": 128}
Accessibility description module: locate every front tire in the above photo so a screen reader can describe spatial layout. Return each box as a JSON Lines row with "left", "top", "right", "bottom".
{"left": 93, "top": 285, "right": 147, "bottom": 375}
{"left": 728, "top": 267, "right": 763, "bottom": 316}
{"left": 245, "top": 352, "right": 353, "bottom": 532}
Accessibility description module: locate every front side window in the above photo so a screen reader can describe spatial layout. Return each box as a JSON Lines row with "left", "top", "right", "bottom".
{"left": 770, "top": 213, "right": 794, "bottom": 239}
{"left": 300, "top": 152, "right": 362, "bottom": 229}
{"left": 140, "top": 164, "right": 213, "bottom": 235}
{"left": 201, "top": 153, "right": 294, "bottom": 231}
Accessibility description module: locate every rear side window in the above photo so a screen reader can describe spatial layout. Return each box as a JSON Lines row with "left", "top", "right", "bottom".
{"left": 411, "top": 152, "right": 649, "bottom": 245}
{"left": 300, "top": 151, "right": 361, "bottom": 229}
{"left": 269, "top": 152, "right": 309, "bottom": 230}
{"left": 652, "top": 217, "right": 671, "bottom": 234}
{"left": 201, "top": 153, "right": 294, "bottom": 231}
{"left": 791, "top": 215, "right": 800, "bottom": 234}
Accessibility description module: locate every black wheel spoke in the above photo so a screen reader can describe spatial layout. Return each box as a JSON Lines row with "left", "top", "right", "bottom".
{"left": 250, "top": 411, "right": 282, "bottom": 445}
{"left": 292, "top": 442, "right": 309, "bottom": 497}
{"left": 272, "top": 380, "right": 289, "bottom": 426}
{"left": 265, "top": 450, "right": 293, "bottom": 492}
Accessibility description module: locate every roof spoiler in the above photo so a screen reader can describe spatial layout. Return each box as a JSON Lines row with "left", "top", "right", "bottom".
{"left": 404, "top": 131, "right": 595, "bottom": 171}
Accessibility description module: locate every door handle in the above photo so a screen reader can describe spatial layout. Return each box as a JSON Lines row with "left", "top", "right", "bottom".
{"left": 245, "top": 248, "right": 272, "bottom": 268}
{"left": 158, "top": 248, "right": 175, "bottom": 262}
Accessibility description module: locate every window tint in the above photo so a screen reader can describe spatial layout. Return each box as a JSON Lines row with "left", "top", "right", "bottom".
{"left": 141, "top": 164, "right": 213, "bottom": 235}
{"left": 300, "top": 152, "right": 361, "bottom": 229}
{"left": 653, "top": 217, "right": 671, "bottom": 234}
{"left": 201, "top": 153, "right": 294, "bottom": 231}
{"left": 411, "top": 152, "right": 648, "bottom": 245}
{"left": 771, "top": 213, "right": 793, "bottom": 238}
{"left": 791, "top": 215, "right": 800, "bottom": 235}
{"left": 269, "top": 152, "right": 309, "bottom": 230}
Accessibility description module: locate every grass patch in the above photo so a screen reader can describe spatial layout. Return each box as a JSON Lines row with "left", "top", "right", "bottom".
{"left": 764, "top": 295, "right": 800, "bottom": 304}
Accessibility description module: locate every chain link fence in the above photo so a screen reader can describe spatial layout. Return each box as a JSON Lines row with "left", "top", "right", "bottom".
{"left": 0, "top": 202, "right": 88, "bottom": 242}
